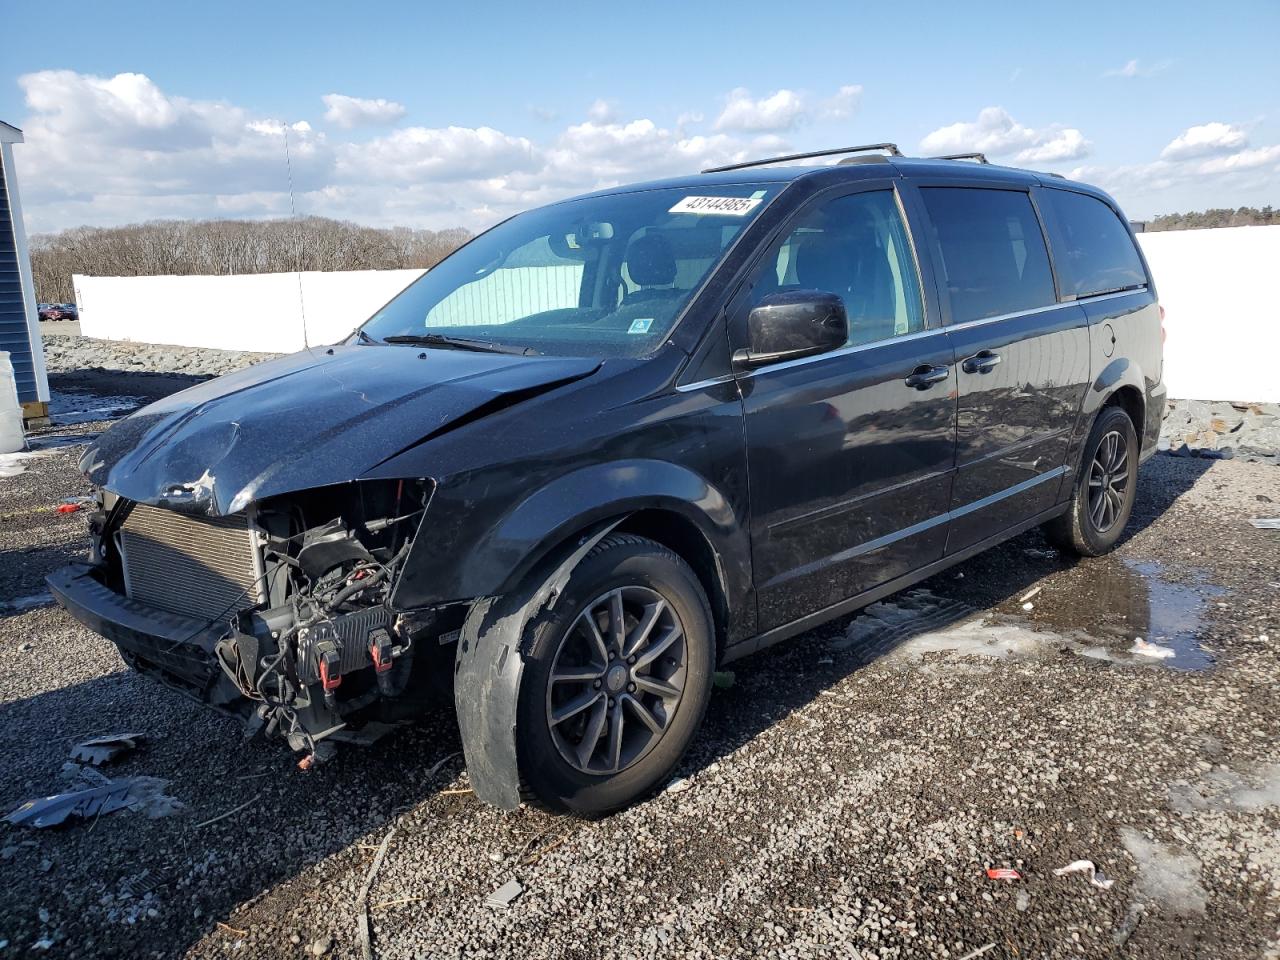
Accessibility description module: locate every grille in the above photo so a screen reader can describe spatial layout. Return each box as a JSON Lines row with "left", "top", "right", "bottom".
{"left": 118, "top": 503, "right": 264, "bottom": 624}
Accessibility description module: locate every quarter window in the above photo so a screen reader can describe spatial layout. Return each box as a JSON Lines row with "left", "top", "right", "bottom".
{"left": 1043, "top": 189, "right": 1148, "bottom": 298}
{"left": 748, "top": 190, "right": 925, "bottom": 347}
{"left": 920, "top": 187, "right": 1057, "bottom": 323}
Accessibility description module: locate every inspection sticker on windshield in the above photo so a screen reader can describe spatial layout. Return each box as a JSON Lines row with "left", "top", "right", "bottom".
{"left": 669, "top": 196, "right": 763, "bottom": 216}
{"left": 628, "top": 318, "right": 654, "bottom": 334}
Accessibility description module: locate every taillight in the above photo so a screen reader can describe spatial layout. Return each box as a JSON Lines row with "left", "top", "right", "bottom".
{"left": 1158, "top": 303, "right": 1166, "bottom": 343}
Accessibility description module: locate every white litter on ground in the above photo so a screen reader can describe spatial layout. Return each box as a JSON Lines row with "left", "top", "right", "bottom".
{"left": 1053, "top": 859, "right": 1116, "bottom": 890}
{"left": 1130, "top": 637, "right": 1177, "bottom": 659}
{"left": 1119, "top": 827, "right": 1208, "bottom": 916}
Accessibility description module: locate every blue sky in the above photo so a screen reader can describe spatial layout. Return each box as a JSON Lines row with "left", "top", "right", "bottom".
{"left": 3, "top": 0, "right": 1278, "bottom": 233}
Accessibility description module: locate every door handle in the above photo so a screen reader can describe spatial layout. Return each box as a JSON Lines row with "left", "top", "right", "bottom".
{"left": 904, "top": 364, "right": 950, "bottom": 390}
{"left": 962, "top": 350, "right": 1002, "bottom": 374}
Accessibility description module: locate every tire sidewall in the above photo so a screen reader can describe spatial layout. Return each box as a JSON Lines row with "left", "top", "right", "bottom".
{"left": 1076, "top": 406, "right": 1139, "bottom": 553}
{"left": 515, "top": 538, "right": 714, "bottom": 814}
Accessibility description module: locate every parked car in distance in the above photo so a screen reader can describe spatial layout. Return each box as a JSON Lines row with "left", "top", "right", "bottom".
{"left": 49, "top": 143, "right": 1164, "bottom": 815}
{"left": 38, "top": 302, "right": 77, "bottom": 321}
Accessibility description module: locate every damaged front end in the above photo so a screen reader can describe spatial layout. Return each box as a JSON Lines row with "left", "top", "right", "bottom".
{"left": 50, "top": 478, "right": 464, "bottom": 766}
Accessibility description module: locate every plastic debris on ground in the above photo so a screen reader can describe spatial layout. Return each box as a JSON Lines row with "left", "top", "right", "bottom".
{"left": 1130, "top": 637, "right": 1177, "bottom": 659}
{"left": 486, "top": 878, "right": 524, "bottom": 908}
{"left": 55, "top": 495, "right": 95, "bottom": 514}
{"left": 665, "top": 777, "right": 693, "bottom": 795}
{"left": 1053, "top": 859, "right": 1116, "bottom": 890}
{"left": 70, "top": 732, "right": 145, "bottom": 766}
{"left": 1250, "top": 518, "right": 1280, "bottom": 529}
{"left": 985, "top": 868, "right": 1021, "bottom": 880}
{"left": 5, "top": 765, "right": 182, "bottom": 828}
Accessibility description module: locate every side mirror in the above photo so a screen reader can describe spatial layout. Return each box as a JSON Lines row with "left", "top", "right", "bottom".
{"left": 733, "top": 290, "right": 848, "bottom": 369}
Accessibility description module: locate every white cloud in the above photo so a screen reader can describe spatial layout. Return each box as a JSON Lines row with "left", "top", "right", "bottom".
{"left": 1196, "top": 144, "right": 1280, "bottom": 174}
{"left": 1015, "top": 128, "right": 1092, "bottom": 164}
{"left": 821, "top": 85, "right": 863, "bottom": 121}
{"left": 1160, "top": 122, "right": 1248, "bottom": 160}
{"left": 337, "top": 125, "right": 539, "bottom": 183}
{"left": 1103, "top": 58, "right": 1170, "bottom": 79}
{"left": 586, "top": 99, "right": 616, "bottom": 123}
{"left": 919, "top": 107, "right": 1090, "bottom": 163}
{"left": 321, "top": 93, "right": 406, "bottom": 128}
{"left": 919, "top": 107, "right": 1038, "bottom": 156}
{"left": 714, "top": 88, "right": 806, "bottom": 132}
{"left": 12, "top": 70, "right": 779, "bottom": 234}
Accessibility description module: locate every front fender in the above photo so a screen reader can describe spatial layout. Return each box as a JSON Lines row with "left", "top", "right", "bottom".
{"left": 390, "top": 458, "right": 746, "bottom": 609}
{"left": 453, "top": 519, "right": 620, "bottom": 810}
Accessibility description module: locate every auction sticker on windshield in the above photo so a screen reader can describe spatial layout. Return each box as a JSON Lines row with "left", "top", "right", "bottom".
{"left": 669, "top": 196, "right": 763, "bottom": 216}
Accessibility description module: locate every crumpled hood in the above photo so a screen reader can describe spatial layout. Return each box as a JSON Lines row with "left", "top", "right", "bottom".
{"left": 81, "top": 344, "right": 599, "bottom": 515}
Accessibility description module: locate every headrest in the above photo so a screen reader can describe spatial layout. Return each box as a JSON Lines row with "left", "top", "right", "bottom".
{"left": 627, "top": 233, "right": 677, "bottom": 287}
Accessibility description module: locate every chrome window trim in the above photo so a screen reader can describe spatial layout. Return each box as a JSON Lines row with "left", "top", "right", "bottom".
{"left": 731, "top": 325, "right": 949, "bottom": 380}
{"left": 1073, "top": 285, "right": 1149, "bottom": 304}
{"left": 676, "top": 284, "right": 1152, "bottom": 391}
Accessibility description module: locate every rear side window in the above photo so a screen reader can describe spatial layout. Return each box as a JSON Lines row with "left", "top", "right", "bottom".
{"left": 1043, "top": 189, "right": 1148, "bottom": 298}
{"left": 920, "top": 187, "right": 1057, "bottom": 323}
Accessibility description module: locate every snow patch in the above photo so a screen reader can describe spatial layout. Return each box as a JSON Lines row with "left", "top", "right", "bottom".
{"left": 1120, "top": 828, "right": 1208, "bottom": 915}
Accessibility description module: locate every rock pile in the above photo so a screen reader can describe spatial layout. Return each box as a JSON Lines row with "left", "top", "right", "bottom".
{"left": 1159, "top": 398, "right": 1280, "bottom": 461}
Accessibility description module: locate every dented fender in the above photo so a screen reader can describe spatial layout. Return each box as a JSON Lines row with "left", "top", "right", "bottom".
{"left": 453, "top": 519, "right": 621, "bottom": 810}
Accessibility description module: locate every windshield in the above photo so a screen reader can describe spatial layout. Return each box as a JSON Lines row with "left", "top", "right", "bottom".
{"left": 359, "top": 184, "right": 780, "bottom": 357}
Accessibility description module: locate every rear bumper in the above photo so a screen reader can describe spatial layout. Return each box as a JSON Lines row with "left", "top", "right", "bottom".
{"left": 47, "top": 563, "right": 229, "bottom": 696}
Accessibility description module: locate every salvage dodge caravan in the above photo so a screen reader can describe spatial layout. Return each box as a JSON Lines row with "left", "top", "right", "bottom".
{"left": 50, "top": 144, "right": 1165, "bottom": 814}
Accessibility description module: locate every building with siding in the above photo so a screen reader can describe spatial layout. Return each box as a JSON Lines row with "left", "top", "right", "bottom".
{"left": 0, "top": 120, "right": 50, "bottom": 422}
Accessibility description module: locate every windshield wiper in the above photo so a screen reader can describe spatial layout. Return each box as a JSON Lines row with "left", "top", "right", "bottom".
{"left": 383, "top": 333, "right": 536, "bottom": 356}
{"left": 355, "top": 329, "right": 380, "bottom": 344}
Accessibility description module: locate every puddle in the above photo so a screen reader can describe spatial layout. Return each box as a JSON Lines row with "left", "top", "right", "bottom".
{"left": 831, "top": 558, "right": 1223, "bottom": 672}
{"left": 48, "top": 389, "right": 146, "bottom": 426}
{"left": 1027, "top": 558, "right": 1222, "bottom": 671}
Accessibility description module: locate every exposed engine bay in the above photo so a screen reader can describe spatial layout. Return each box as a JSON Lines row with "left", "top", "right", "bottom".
{"left": 81, "top": 479, "right": 463, "bottom": 766}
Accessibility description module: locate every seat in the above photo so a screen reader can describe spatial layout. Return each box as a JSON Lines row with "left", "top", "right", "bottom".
{"left": 794, "top": 229, "right": 900, "bottom": 345}
{"left": 623, "top": 234, "right": 679, "bottom": 304}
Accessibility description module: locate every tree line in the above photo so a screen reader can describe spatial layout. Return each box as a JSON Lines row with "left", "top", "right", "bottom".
{"left": 30, "top": 217, "right": 472, "bottom": 303}
{"left": 1146, "top": 205, "right": 1279, "bottom": 231}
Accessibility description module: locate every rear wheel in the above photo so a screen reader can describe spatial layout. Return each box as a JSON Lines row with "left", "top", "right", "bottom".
{"left": 1045, "top": 405, "right": 1139, "bottom": 556}
{"left": 516, "top": 534, "right": 713, "bottom": 814}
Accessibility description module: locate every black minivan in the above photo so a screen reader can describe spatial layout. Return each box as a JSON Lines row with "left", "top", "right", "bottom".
{"left": 50, "top": 144, "right": 1164, "bottom": 813}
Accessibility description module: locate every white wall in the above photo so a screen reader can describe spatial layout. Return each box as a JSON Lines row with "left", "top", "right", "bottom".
{"left": 74, "top": 268, "right": 425, "bottom": 353}
{"left": 1136, "top": 225, "right": 1280, "bottom": 403}
{"left": 70, "top": 226, "right": 1280, "bottom": 402}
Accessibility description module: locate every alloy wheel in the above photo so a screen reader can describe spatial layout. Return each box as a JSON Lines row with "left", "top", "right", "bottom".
{"left": 545, "top": 586, "right": 688, "bottom": 775}
{"left": 1087, "top": 429, "right": 1129, "bottom": 533}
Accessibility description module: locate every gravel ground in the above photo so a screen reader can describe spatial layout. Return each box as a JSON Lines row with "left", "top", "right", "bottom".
{"left": 2, "top": 371, "right": 1279, "bottom": 959}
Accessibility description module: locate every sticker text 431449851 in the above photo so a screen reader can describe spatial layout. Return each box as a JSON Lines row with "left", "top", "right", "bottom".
{"left": 668, "top": 196, "right": 763, "bottom": 216}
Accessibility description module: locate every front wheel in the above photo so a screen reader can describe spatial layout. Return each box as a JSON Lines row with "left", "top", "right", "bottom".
{"left": 516, "top": 534, "right": 714, "bottom": 814}
{"left": 1045, "top": 405, "right": 1139, "bottom": 556}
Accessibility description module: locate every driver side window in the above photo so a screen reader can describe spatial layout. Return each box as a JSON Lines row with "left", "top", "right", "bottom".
{"left": 748, "top": 190, "right": 925, "bottom": 347}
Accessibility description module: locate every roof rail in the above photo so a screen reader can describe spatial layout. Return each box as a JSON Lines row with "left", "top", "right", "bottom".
{"left": 702, "top": 143, "right": 903, "bottom": 174}
{"left": 934, "top": 152, "right": 989, "bottom": 163}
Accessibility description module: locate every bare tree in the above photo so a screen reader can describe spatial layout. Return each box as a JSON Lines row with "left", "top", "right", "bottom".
{"left": 29, "top": 217, "right": 473, "bottom": 303}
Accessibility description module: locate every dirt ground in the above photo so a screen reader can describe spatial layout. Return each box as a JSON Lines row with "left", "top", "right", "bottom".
{"left": 1, "top": 375, "right": 1278, "bottom": 959}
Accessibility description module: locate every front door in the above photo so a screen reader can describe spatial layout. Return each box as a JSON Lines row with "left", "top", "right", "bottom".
{"left": 914, "top": 184, "right": 1090, "bottom": 552}
{"left": 735, "top": 185, "right": 958, "bottom": 631}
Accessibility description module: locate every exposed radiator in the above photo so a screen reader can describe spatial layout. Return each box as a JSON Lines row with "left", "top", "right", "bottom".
{"left": 118, "top": 503, "right": 264, "bottom": 624}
